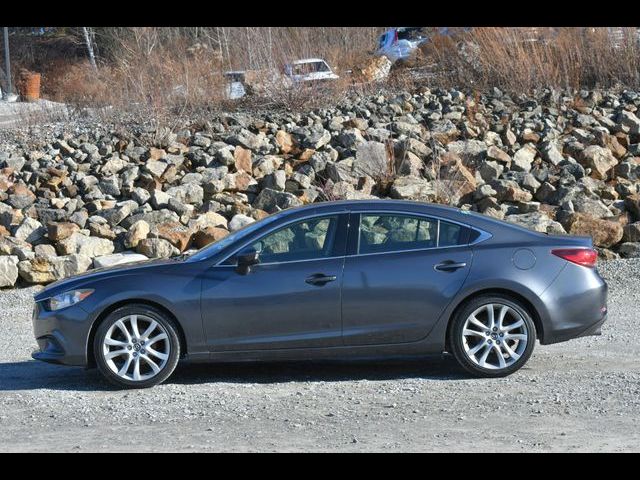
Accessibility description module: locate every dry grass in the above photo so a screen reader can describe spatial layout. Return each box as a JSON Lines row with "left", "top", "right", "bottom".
{"left": 8, "top": 27, "right": 640, "bottom": 132}
{"left": 426, "top": 27, "right": 640, "bottom": 92}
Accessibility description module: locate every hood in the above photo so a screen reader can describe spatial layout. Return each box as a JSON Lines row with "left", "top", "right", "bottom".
{"left": 34, "top": 257, "right": 178, "bottom": 301}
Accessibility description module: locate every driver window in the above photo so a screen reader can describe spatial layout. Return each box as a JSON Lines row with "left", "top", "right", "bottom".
{"left": 358, "top": 214, "right": 438, "bottom": 254}
{"left": 251, "top": 216, "right": 338, "bottom": 264}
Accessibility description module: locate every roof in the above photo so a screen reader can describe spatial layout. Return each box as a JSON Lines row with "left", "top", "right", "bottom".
{"left": 276, "top": 199, "right": 533, "bottom": 237}
{"left": 289, "top": 58, "right": 328, "bottom": 65}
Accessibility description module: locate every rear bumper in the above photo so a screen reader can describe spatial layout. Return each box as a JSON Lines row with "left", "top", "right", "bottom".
{"left": 538, "top": 263, "right": 608, "bottom": 345}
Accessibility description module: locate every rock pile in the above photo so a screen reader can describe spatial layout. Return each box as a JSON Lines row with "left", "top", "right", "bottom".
{"left": 2, "top": 86, "right": 640, "bottom": 287}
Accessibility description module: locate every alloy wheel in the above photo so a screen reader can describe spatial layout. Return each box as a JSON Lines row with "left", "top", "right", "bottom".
{"left": 102, "top": 314, "right": 170, "bottom": 382}
{"left": 461, "top": 303, "right": 529, "bottom": 370}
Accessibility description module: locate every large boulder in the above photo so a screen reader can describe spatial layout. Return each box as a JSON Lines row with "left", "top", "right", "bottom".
{"left": 352, "top": 141, "right": 389, "bottom": 179}
{"left": 579, "top": 145, "right": 617, "bottom": 180}
{"left": 56, "top": 232, "right": 115, "bottom": 257}
{"left": 390, "top": 176, "right": 437, "bottom": 202}
{"left": 505, "top": 212, "right": 566, "bottom": 235}
{"left": 18, "top": 254, "right": 92, "bottom": 284}
{"left": 93, "top": 252, "right": 149, "bottom": 269}
{"left": 193, "top": 227, "right": 229, "bottom": 248}
{"left": 13, "top": 217, "right": 46, "bottom": 244}
{"left": 253, "top": 188, "right": 302, "bottom": 213}
{"left": 165, "top": 183, "right": 204, "bottom": 205}
{"left": 0, "top": 255, "right": 19, "bottom": 287}
{"left": 446, "top": 140, "right": 487, "bottom": 165}
{"left": 511, "top": 144, "right": 537, "bottom": 172}
{"left": 47, "top": 222, "right": 80, "bottom": 242}
{"left": 152, "top": 221, "right": 193, "bottom": 252}
{"left": 136, "top": 238, "right": 180, "bottom": 259}
{"left": 562, "top": 213, "right": 623, "bottom": 248}
{"left": 124, "top": 220, "right": 151, "bottom": 249}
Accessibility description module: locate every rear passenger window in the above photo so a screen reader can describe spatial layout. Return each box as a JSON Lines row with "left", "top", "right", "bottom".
{"left": 439, "top": 221, "right": 464, "bottom": 247}
{"left": 357, "top": 214, "right": 469, "bottom": 254}
{"left": 358, "top": 214, "right": 438, "bottom": 254}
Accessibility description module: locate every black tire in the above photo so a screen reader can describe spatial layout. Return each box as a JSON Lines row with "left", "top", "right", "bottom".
{"left": 94, "top": 304, "right": 181, "bottom": 389}
{"left": 449, "top": 294, "right": 536, "bottom": 378}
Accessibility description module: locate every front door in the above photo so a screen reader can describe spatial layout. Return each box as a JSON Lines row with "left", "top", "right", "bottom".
{"left": 201, "top": 214, "right": 347, "bottom": 351}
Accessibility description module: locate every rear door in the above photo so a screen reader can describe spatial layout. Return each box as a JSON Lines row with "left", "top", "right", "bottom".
{"left": 341, "top": 212, "right": 473, "bottom": 345}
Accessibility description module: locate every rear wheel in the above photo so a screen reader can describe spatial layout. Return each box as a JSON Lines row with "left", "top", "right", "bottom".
{"left": 450, "top": 295, "right": 536, "bottom": 377}
{"left": 94, "top": 304, "right": 180, "bottom": 389}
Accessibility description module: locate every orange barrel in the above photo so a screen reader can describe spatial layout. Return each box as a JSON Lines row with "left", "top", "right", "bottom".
{"left": 19, "top": 72, "right": 41, "bottom": 102}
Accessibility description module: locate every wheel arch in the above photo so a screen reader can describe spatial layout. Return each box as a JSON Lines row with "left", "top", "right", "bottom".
{"left": 86, "top": 298, "right": 188, "bottom": 368}
{"left": 444, "top": 287, "right": 545, "bottom": 352}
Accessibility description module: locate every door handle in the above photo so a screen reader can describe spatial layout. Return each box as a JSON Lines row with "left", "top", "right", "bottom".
{"left": 305, "top": 274, "right": 337, "bottom": 286}
{"left": 434, "top": 261, "right": 467, "bottom": 272}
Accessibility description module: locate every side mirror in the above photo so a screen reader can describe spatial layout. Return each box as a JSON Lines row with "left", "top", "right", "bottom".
{"left": 235, "top": 247, "right": 260, "bottom": 275}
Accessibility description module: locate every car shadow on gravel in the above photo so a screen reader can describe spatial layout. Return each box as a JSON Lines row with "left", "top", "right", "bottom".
{"left": 0, "top": 355, "right": 471, "bottom": 392}
{"left": 168, "top": 354, "right": 472, "bottom": 386}
{"left": 0, "top": 360, "right": 107, "bottom": 392}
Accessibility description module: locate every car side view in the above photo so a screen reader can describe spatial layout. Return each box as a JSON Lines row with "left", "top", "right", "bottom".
{"left": 31, "top": 200, "right": 608, "bottom": 388}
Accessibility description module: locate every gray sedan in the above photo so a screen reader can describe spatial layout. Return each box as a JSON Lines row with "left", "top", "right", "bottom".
{"left": 31, "top": 200, "right": 608, "bottom": 388}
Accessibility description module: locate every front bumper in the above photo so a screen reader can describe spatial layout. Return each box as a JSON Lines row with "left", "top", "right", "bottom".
{"left": 31, "top": 300, "right": 92, "bottom": 366}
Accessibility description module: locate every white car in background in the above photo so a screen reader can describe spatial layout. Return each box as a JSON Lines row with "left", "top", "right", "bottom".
{"left": 223, "top": 71, "right": 247, "bottom": 100}
{"left": 377, "top": 27, "right": 429, "bottom": 63}
{"left": 283, "top": 58, "right": 339, "bottom": 84}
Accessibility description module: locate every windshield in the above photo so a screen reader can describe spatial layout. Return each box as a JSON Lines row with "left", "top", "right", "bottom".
{"left": 292, "top": 62, "right": 330, "bottom": 75}
{"left": 187, "top": 211, "right": 287, "bottom": 262}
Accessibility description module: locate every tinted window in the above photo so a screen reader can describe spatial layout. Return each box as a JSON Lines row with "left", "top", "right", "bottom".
{"left": 252, "top": 216, "right": 339, "bottom": 264}
{"left": 358, "top": 214, "right": 438, "bottom": 254}
{"left": 439, "top": 221, "right": 464, "bottom": 247}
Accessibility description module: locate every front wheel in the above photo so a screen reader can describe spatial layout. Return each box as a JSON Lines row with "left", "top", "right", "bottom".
{"left": 449, "top": 295, "right": 536, "bottom": 378}
{"left": 94, "top": 304, "right": 181, "bottom": 388}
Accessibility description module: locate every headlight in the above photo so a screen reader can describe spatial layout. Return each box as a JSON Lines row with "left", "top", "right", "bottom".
{"left": 47, "top": 289, "right": 94, "bottom": 311}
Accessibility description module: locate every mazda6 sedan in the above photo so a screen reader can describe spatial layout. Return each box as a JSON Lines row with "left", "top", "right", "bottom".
{"left": 32, "top": 200, "right": 608, "bottom": 388}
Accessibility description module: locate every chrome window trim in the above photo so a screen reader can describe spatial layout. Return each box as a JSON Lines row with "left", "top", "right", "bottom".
{"left": 213, "top": 208, "right": 492, "bottom": 267}
{"left": 216, "top": 255, "right": 346, "bottom": 268}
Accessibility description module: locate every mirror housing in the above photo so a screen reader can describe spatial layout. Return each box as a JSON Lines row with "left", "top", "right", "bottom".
{"left": 235, "top": 247, "right": 260, "bottom": 275}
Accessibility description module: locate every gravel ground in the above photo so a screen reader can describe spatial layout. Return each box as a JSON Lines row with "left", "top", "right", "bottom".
{"left": 0, "top": 259, "right": 639, "bottom": 452}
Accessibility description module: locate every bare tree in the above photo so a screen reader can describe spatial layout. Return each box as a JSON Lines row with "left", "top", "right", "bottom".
{"left": 82, "top": 26, "right": 97, "bottom": 69}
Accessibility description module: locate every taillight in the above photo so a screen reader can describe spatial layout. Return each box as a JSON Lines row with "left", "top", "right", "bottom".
{"left": 551, "top": 248, "right": 598, "bottom": 268}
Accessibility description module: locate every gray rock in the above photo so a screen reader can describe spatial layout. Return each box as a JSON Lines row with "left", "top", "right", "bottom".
{"left": 252, "top": 188, "right": 302, "bottom": 213}
{"left": 136, "top": 238, "right": 179, "bottom": 259}
{"left": 539, "top": 140, "right": 564, "bottom": 165}
{"left": 478, "top": 161, "right": 504, "bottom": 183}
{"left": 505, "top": 212, "right": 566, "bottom": 235}
{"left": 512, "top": 144, "right": 537, "bottom": 172}
{"left": 446, "top": 140, "right": 487, "bottom": 165}
{"left": 261, "top": 170, "right": 287, "bottom": 192}
{"left": 165, "top": 183, "right": 204, "bottom": 205}
{"left": 93, "top": 252, "right": 149, "bottom": 269}
{"left": 227, "top": 129, "right": 266, "bottom": 151}
{"left": 228, "top": 214, "right": 255, "bottom": 231}
{"left": 13, "top": 217, "right": 46, "bottom": 244}
{"left": 619, "top": 242, "right": 640, "bottom": 258}
{"left": 0, "top": 256, "right": 19, "bottom": 287}
{"left": 18, "top": 253, "right": 92, "bottom": 284}
{"left": 352, "top": 141, "right": 389, "bottom": 179}
{"left": 619, "top": 110, "right": 640, "bottom": 134}
{"left": 390, "top": 176, "right": 436, "bottom": 201}
{"left": 622, "top": 222, "right": 640, "bottom": 243}
{"left": 131, "top": 187, "right": 151, "bottom": 205}
{"left": 56, "top": 232, "right": 115, "bottom": 257}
